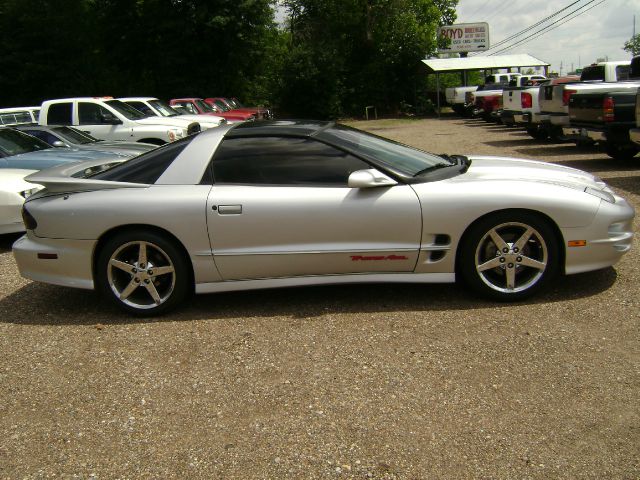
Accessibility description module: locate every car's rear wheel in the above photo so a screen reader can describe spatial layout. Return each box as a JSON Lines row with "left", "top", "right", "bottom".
{"left": 459, "top": 212, "right": 559, "bottom": 301}
{"left": 96, "top": 231, "right": 189, "bottom": 315}
{"left": 605, "top": 142, "right": 638, "bottom": 160}
{"left": 526, "top": 125, "right": 549, "bottom": 141}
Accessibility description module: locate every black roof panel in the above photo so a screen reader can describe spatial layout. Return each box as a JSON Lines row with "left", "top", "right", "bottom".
{"left": 226, "top": 119, "right": 333, "bottom": 138}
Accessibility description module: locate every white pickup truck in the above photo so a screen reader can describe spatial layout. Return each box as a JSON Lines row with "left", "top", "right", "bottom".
{"left": 537, "top": 61, "right": 631, "bottom": 140}
{"left": 39, "top": 98, "right": 201, "bottom": 145}
{"left": 500, "top": 76, "right": 548, "bottom": 131}
{"left": 447, "top": 73, "right": 544, "bottom": 116}
{"left": 119, "top": 97, "right": 226, "bottom": 130}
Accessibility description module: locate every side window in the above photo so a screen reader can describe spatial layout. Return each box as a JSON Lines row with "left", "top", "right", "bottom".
{"left": 78, "top": 102, "right": 114, "bottom": 125}
{"left": 126, "top": 101, "right": 153, "bottom": 116}
{"left": 210, "top": 136, "right": 370, "bottom": 186}
{"left": 616, "top": 65, "right": 630, "bottom": 81}
{"left": 46, "top": 103, "right": 73, "bottom": 125}
{"left": 92, "top": 136, "right": 193, "bottom": 183}
{"left": 24, "top": 130, "right": 59, "bottom": 146}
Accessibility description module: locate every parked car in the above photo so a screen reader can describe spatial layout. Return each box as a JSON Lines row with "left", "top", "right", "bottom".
{"left": 170, "top": 98, "right": 254, "bottom": 123}
{"left": 567, "top": 88, "right": 639, "bottom": 159}
{"left": 0, "top": 106, "right": 40, "bottom": 126}
{"left": 540, "top": 60, "right": 633, "bottom": 139}
{"left": 500, "top": 77, "right": 548, "bottom": 130}
{"left": 1, "top": 157, "right": 128, "bottom": 234}
{"left": 16, "top": 125, "right": 155, "bottom": 156}
{"left": 14, "top": 120, "right": 634, "bottom": 316}
{"left": 470, "top": 84, "right": 504, "bottom": 121}
{"left": 561, "top": 57, "right": 640, "bottom": 156}
{"left": 0, "top": 127, "right": 132, "bottom": 171}
{"left": 0, "top": 168, "right": 39, "bottom": 234}
{"left": 39, "top": 97, "right": 201, "bottom": 145}
{"left": 118, "top": 97, "right": 226, "bottom": 129}
{"left": 204, "top": 97, "right": 270, "bottom": 119}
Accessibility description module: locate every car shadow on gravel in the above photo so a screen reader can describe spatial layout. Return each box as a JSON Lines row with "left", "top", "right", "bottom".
{"left": 0, "top": 268, "right": 618, "bottom": 326}
{"left": 0, "top": 233, "right": 22, "bottom": 254}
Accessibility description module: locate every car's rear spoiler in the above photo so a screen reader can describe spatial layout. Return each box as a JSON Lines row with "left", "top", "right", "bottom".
{"left": 25, "top": 158, "right": 147, "bottom": 194}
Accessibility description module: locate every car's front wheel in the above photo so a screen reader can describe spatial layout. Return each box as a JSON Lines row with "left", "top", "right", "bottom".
{"left": 96, "top": 230, "right": 189, "bottom": 315}
{"left": 459, "top": 212, "right": 559, "bottom": 301}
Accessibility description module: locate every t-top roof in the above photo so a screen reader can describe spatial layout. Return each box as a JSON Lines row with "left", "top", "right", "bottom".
{"left": 422, "top": 54, "right": 549, "bottom": 73}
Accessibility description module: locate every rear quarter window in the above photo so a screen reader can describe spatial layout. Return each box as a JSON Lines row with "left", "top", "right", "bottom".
{"left": 46, "top": 103, "right": 73, "bottom": 125}
{"left": 92, "top": 136, "right": 193, "bottom": 183}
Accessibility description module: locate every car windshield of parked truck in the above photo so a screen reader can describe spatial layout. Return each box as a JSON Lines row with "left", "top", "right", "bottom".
{"left": 580, "top": 66, "right": 606, "bottom": 81}
{"left": 105, "top": 100, "right": 147, "bottom": 120}
{"left": 0, "top": 128, "right": 51, "bottom": 156}
{"left": 196, "top": 100, "right": 216, "bottom": 113}
{"left": 321, "top": 124, "right": 454, "bottom": 177}
{"left": 53, "top": 126, "right": 99, "bottom": 145}
{"left": 213, "top": 100, "right": 230, "bottom": 112}
{"left": 149, "top": 100, "right": 180, "bottom": 117}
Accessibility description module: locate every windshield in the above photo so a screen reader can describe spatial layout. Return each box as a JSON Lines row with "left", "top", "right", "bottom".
{"left": 213, "top": 99, "right": 230, "bottom": 111}
{"left": 580, "top": 66, "right": 605, "bottom": 81}
{"left": 0, "top": 128, "right": 51, "bottom": 156}
{"left": 149, "top": 100, "right": 180, "bottom": 117}
{"left": 320, "top": 124, "right": 454, "bottom": 177}
{"left": 195, "top": 99, "right": 216, "bottom": 113}
{"left": 105, "top": 100, "right": 148, "bottom": 120}
{"left": 52, "top": 126, "right": 98, "bottom": 144}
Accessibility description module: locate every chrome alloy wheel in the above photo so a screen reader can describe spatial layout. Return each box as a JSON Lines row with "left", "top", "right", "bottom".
{"left": 475, "top": 222, "right": 548, "bottom": 294}
{"left": 106, "top": 241, "right": 176, "bottom": 310}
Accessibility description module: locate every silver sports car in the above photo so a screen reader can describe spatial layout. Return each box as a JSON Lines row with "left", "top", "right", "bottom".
{"left": 13, "top": 121, "right": 635, "bottom": 315}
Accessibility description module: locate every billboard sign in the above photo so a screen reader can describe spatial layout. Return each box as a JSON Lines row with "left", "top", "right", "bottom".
{"left": 438, "top": 22, "right": 489, "bottom": 53}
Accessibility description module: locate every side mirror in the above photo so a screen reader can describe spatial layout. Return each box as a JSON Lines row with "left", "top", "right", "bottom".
{"left": 52, "top": 140, "right": 67, "bottom": 148}
{"left": 348, "top": 169, "right": 397, "bottom": 188}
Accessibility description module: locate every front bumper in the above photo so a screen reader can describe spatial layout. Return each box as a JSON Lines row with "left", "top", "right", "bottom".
{"left": 563, "top": 194, "right": 634, "bottom": 275}
{"left": 13, "top": 233, "right": 96, "bottom": 290}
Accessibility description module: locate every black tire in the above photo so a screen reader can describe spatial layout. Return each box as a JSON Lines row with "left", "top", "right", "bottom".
{"left": 526, "top": 125, "right": 549, "bottom": 141}
{"left": 96, "top": 230, "right": 190, "bottom": 316}
{"left": 605, "top": 142, "right": 639, "bottom": 160}
{"left": 458, "top": 212, "right": 559, "bottom": 301}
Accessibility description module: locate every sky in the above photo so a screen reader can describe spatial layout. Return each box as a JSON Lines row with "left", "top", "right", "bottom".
{"left": 455, "top": 0, "right": 639, "bottom": 74}
{"left": 275, "top": 0, "right": 639, "bottom": 75}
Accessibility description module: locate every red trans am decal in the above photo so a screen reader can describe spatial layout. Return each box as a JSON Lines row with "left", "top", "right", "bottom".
{"left": 351, "top": 255, "right": 409, "bottom": 261}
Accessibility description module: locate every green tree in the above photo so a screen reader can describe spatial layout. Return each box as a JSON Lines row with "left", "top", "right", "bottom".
{"left": 277, "top": 0, "right": 458, "bottom": 118}
{"left": 623, "top": 33, "right": 640, "bottom": 56}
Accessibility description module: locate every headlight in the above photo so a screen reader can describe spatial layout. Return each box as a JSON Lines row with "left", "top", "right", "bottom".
{"left": 20, "top": 187, "right": 40, "bottom": 198}
{"left": 167, "top": 129, "right": 185, "bottom": 142}
{"left": 585, "top": 186, "right": 615, "bottom": 203}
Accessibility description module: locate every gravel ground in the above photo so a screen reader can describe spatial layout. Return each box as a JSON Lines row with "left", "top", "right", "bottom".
{"left": 0, "top": 115, "right": 638, "bottom": 479}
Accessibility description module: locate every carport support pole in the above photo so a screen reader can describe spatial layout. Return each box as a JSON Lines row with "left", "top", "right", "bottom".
{"left": 436, "top": 73, "right": 441, "bottom": 119}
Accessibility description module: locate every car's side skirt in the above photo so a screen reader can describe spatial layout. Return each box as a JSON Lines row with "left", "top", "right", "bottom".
{"left": 195, "top": 273, "right": 456, "bottom": 294}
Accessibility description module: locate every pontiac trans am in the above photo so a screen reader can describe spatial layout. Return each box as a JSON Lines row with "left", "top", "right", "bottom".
{"left": 13, "top": 121, "right": 634, "bottom": 315}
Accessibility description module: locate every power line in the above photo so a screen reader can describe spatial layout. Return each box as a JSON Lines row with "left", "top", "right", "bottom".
{"left": 474, "top": 0, "right": 586, "bottom": 55}
{"left": 489, "top": 0, "right": 606, "bottom": 55}
{"left": 464, "top": 0, "right": 492, "bottom": 20}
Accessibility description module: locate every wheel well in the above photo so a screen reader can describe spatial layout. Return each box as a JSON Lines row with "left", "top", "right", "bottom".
{"left": 92, "top": 224, "right": 194, "bottom": 288}
{"left": 454, "top": 208, "right": 566, "bottom": 276}
{"left": 138, "top": 138, "right": 166, "bottom": 146}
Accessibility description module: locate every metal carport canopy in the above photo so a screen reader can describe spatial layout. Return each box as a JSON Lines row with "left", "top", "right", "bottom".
{"left": 422, "top": 54, "right": 549, "bottom": 73}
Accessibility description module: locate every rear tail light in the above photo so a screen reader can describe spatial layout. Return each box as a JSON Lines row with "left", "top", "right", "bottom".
{"left": 563, "top": 89, "right": 577, "bottom": 106}
{"left": 603, "top": 96, "right": 615, "bottom": 122}
{"left": 521, "top": 92, "right": 533, "bottom": 109}
{"left": 21, "top": 205, "right": 37, "bottom": 230}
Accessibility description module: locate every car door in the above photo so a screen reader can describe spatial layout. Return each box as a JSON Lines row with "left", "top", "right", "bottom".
{"left": 77, "top": 102, "right": 129, "bottom": 141}
{"left": 205, "top": 135, "right": 422, "bottom": 280}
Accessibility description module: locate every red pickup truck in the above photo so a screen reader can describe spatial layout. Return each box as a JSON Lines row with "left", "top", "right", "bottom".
{"left": 204, "top": 97, "right": 271, "bottom": 120}
{"left": 169, "top": 98, "right": 254, "bottom": 123}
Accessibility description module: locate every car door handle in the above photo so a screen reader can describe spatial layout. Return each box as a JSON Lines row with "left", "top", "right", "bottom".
{"left": 217, "top": 204, "right": 242, "bottom": 215}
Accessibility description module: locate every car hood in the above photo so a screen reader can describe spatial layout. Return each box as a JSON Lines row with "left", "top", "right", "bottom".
{"left": 176, "top": 114, "right": 224, "bottom": 126}
{"left": 136, "top": 116, "right": 194, "bottom": 128}
{"left": 0, "top": 168, "right": 38, "bottom": 191}
{"left": 78, "top": 142, "right": 155, "bottom": 156}
{"left": 461, "top": 155, "right": 605, "bottom": 191}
